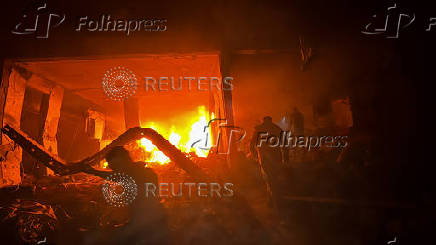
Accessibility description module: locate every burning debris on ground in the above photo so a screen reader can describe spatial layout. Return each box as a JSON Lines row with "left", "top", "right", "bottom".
{"left": 0, "top": 121, "right": 419, "bottom": 244}
{"left": 0, "top": 124, "right": 280, "bottom": 244}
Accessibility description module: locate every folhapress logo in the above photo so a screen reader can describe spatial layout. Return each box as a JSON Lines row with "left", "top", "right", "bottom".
{"left": 11, "top": 3, "right": 167, "bottom": 39}
{"left": 362, "top": 3, "right": 436, "bottom": 38}
{"left": 361, "top": 3, "right": 415, "bottom": 38}
{"left": 11, "top": 2, "right": 65, "bottom": 39}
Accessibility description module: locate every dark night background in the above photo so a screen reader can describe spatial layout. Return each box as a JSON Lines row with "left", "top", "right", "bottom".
{"left": 0, "top": 0, "right": 429, "bottom": 244}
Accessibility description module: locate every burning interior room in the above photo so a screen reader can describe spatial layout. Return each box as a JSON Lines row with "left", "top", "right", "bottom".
{"left": 0, "top": 0, "right": 425, "bottom": 244}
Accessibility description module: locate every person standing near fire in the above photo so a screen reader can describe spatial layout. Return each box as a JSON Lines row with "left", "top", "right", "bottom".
{"left": 99, "top": 146, "right": 171, "bottom": 245}
{"left": 288, "top": 107, "right": 305, "bottom": 162}
{"left": 250, "top": 116, "right": 284, "bottom": 210}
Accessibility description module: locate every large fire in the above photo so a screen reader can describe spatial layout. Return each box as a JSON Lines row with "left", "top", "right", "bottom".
{"left": 137, "top": 106, "right": 213, "bottom": 164}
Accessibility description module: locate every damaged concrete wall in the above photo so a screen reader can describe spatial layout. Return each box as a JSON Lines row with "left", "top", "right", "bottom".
{"left": 1, "top": 65, "right": 65, "bottom": 182}
{"left": 57, "top": 92, "right": 102, "bottom": 163}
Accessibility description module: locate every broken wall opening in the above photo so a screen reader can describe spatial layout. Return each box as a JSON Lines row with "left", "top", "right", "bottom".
{"left": 0, "top": 53, "right": 232, "bottom": 186}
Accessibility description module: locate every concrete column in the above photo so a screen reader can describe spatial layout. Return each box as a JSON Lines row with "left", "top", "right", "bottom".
{"left": 220, "top": 52, "right": 235, "bottom": 126}
{"left": 87, "top": 109, "right": 105, "bottom": 141}
{"left": 87, "top": 109, "right": 106, "bottom": 168}
{"left": 42, "top": 85, "right": 64, "bottom": 175}
{"left": 219, "top": 51, "right": 236, "bottom": 160}
{"left": 0, "top": 69, "right": 26, "bottom": 187}
{"left": 124, "top": 97, "right": 140, "bottom": 129}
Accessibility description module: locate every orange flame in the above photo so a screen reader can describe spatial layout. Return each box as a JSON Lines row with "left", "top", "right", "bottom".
{"left": 137, "top": 106, "right": 212, "bottom": 164}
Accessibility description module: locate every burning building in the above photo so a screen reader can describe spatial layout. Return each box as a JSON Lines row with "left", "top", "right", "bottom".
{"left": 0, "top": 53, "right": 236, "bottom": 177}
{"left": 0, "top": 0, "right": 423, "bottom": 244}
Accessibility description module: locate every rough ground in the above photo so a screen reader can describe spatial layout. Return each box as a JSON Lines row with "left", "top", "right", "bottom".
{"left": 0, "top": 153, "right": 426, "bottom": 244}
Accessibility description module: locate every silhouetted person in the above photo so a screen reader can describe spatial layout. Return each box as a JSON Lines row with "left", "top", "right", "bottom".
{"left": 250, "top": 116, "right": 283, "bottom": 210}
{"left": 105, "top": 146, "right": 158, "bottom": 198}
{"left": 103, "top": 146, "right": 170, "bottom": 245}
{"left": 289, "top": 107, "right": 304, "bottom": 136}
{"left": 288, "top": 107, "right": 305, "bottom": 161}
